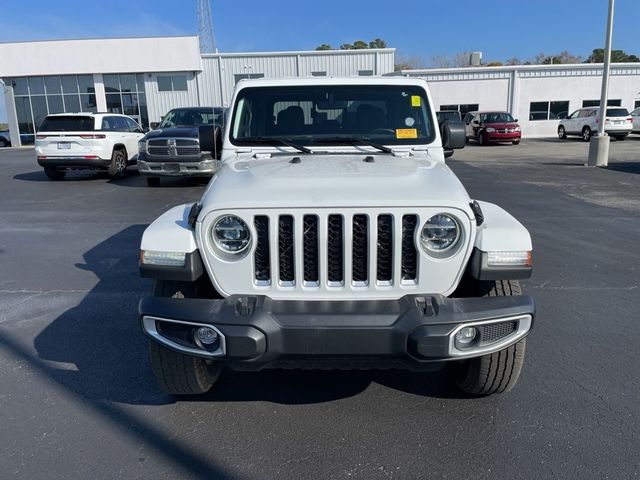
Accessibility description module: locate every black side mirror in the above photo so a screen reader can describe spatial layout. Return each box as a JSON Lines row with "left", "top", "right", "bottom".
{"left": 514, "top": 119, "right": 518, "bottom": 123}
{"left": 199, "top": 125, "right": 222, "bottom": 160}
{"left": 444, "top": 149, "right": 454, "bottom": 159}
{"left": 150, "top": 122, "right": 159, "bottom": 130}
{"left": 441, "top": 120, "right": 466, "bottom": 151}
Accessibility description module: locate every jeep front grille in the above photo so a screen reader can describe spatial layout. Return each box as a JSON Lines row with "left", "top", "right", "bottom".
{"left": 147, "top": 138, "right": 200, "bottom": 157}
{"left": 254, "top": 213, "right": 419, "bottom": 288}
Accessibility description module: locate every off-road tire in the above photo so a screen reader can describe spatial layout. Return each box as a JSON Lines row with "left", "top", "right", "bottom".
{"left": 147, "top": 280, "right": 222, "bottom": 395}
{"left": 44, "top": 166, "right": 66, "bottom": 180}
{"left": 108, "top": 148, "right": 127, "bottom": 178}
{"left": 146, "top": 177, "right": 160, "bottom": 187}
{"left": 454, "top": 279, "right": 528, "bottom": 395}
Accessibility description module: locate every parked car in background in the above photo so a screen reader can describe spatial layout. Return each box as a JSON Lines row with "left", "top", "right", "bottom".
{"left": 137, "top": 107, "right": 226, "bottom": 187}
{"left": 436, "top": 110, "right": 462, "bottom": 126}
{"left": 35, "top": 113, "right": 144, "bottom": 180}
{"left": 631, "top": 107, "right": 640, "bottom": 134}
{"left": 558, "top": 107, "right": 633, "bottom": 141}
{"left": 464, "top": 111, "right": 521, "bottom": 145}
{"left": 0, "top": 130, "right": 11, "bottom": 147}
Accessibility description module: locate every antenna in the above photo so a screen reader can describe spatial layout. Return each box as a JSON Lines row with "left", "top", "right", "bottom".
{"left": 197, "top": 0, "right": 218, "bottom": 54}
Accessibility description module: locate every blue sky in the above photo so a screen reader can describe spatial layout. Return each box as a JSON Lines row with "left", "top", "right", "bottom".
{"left": 2, "top": 0, "right": 640, "bottom": 122}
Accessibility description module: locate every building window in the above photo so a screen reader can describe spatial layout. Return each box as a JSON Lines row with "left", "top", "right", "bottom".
{"left": 157, "top": 74, "right": 188, "bottom": 92}
{"left": 529, "top": 101, "right": 569, "bottom": 120}
{"left": 103, "top": 73, "right": 148, "bottom": 127}
{"left": 233, "top": 73, "right": 265, "bottom": 85}
{"left": 9, "top": 74, "right": 97, "bottom": 140}
{"left": 358, "top": 70, "right": 374, "bottom": 76}
{"left": 634, "top": 100, "right": 640, "bottom": 109}
{"left": 311, "top": 71, "right": 327, "bottom": 77}
{"left": 439, "top": 104, "right": 479, "bottom": 116}
{"left": 582, "top": 99, "right": 621, "bottom": 108}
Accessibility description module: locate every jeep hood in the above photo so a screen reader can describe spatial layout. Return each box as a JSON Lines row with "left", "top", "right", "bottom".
{"left": 200, "top": 154, "right": 471, "bottom": 211}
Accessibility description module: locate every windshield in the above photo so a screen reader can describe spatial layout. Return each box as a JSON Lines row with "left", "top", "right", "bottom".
{"left": 159, "top": 109, "right": 224, "bottom": 128}
{"left": 39, "top": 116, "right": 94, "bottom": 132}
{"left": 481, "top": 112, "right": 515, "bottom": 123}
{"left": 230, "top": 85, "right": 436, "bottom": 146}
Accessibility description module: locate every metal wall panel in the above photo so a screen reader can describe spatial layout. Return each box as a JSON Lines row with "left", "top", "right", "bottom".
{"left": 145, "top": 72, "right": 200, "bottom": 123}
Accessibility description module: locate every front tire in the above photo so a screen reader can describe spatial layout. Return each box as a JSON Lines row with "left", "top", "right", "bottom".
{"left": 147, "top": 280, "right": 222, "bottom": 396}
{"left": 478, "top": 132, "right": 486, "bottom": 146}
{"left": 44, "top": 166, "right": 66, "bottom": 180}
{"left": 108, "top": 148, "right": 127, "bottom": 178}
{"left": 454, "top": 279, "right": 528, "bottom": 395}
{"left": 512, "top": 139, "right": 520, "bottom": 145}
{"left": 582, "top": 126, "right": 592, "bottom": 142}
{"left": 558, "top": 125, "right": 567, "bottom": 139}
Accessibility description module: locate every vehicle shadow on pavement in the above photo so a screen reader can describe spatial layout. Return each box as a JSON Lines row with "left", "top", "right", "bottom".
{"left": 23, "top": 225, "right": 469, "bottom": 410}
{"left": 606, "top": 162, "right": 640, "bottom": 174}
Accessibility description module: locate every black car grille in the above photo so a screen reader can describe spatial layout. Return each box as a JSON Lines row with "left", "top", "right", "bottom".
{"left": 254, "top": 213, "right": 419, "bottom": 287}
{"left": 147, "top": 138, "right": 200, "bottom": 157}
{"left": 481, "top": 320, "right": 518, "bottom": 344}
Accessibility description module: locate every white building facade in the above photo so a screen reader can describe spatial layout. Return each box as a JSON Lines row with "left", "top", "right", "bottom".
{"left": 0, "top": 36, "right": 395, "bottom": 146}
{"left": 394, "top": 64, "right": 640, "bottom": 137}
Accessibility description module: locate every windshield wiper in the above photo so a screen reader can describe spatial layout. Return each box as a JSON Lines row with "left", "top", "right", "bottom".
{"left": 241, "top": 136, "right": 312, "bottom": 154}
{"left": 311, "top": 136, "right": 394, "bottom": 154}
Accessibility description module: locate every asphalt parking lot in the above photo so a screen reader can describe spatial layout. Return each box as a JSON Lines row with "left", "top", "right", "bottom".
{"left": 1, "top": 138, "right": 639, "bottom": 479}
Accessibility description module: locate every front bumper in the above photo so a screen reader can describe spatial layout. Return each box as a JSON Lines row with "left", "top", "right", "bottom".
{"left": 139, "top": 294, "right": 535, "bottom": 371}
{"left": 137, "top": 159, "right": 217, "bottom": 177}
{"left": 485, "top": 132, "right": 521, "bottom": 142}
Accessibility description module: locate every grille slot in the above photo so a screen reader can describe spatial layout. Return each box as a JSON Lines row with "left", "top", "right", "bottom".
{"left": 401, "top": 215, "right": 418, "bottom": 281}
{"left": 352, "top": 215, "right": 368, "bottom": 284}
{"left": 254, "top": 216, "right": 270, "bottom": 284}
{"left": 303, "top": 215, "right": 319, "bottom": 284}
{"left": 278, "top": 215, "right": 295, "bottom": 284}
{"left": 147, "top": 138, "right": 200, "bottom": 157}
{"left": 327, "top": 215, "right": 344, "bottom": 284}
{"left": 481, "top": 321, "right": 518, "bottom": 344}
{"left": 376, "top": 215, "right": 393, "bottom": 283}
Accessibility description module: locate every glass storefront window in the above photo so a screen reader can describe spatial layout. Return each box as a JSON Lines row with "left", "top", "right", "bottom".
{"left": 15, "top": 97, "right": 33, "bottom": 134}
{"left": 45, "top": 76, "right": 62, "bottom": 95}
{"left": 48, "top": 95, "right": 64, "bottom": 114}
{"left": 63, "top": 94, "right": 80, "bottom": 113}
{"left": 28, "top": 77, "right": 45, "bottom": 95}
{"left": 120, "top": 74, "right": 136, "bottom": 93}
{"left": 106, "top": 93, "right": 123, "bottom": 113}
{"left": 61, "top": 76, "right": 79, "bottom": 94}
{"left": 103, "top": 74, "right": 120, "bottom": 93}
{"left": 77, "top": 75, "right": 94, "bottom": 94}
{"left": 31, "top": 96, "right": 48, "bottom": 129}
{"left": 80, "top": 94, "right": 97, "bottom": 113}
{"left": 13, "top": 77, "right": 29, "bottom": 95}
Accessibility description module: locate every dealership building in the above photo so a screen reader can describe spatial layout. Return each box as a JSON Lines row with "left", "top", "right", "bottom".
{"left": 0, "top": 36, "right": 394, "bottom": 146}
{"left": 1, "top": 35, "right": 639, "bottom": 145}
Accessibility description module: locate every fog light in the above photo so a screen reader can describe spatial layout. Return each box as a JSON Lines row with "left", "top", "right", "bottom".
{"left": 195, "top": 327, "right": 218, "bottom": 346}
{"left": 455, "top": 327, "right": 478, "bottom": 349}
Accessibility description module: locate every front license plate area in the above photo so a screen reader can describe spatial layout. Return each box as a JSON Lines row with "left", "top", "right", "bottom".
{"left": 165, "top": 164, "right": 180, "bottom": 173}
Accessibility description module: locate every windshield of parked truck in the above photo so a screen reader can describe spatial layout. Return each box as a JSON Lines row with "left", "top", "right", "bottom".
{"left": 481, "top": 112, "right": 515, "bottom": 123}
{"left": 230, "top": 85, "right": 436, "bottom": 146}
{"left": 159, "top": 109, "right": 224, "bottom": 128}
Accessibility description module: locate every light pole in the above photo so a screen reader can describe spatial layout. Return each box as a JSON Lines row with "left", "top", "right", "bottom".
{"left": 588, "top": 0, "right": 615, "bottom": 167}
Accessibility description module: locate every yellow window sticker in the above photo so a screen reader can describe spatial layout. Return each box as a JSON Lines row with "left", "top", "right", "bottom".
{"left": 396, "top": 128, "right": 418, "bottom": 139}
{"left": 411, "top": 95, "right": 421, "bottom": 107}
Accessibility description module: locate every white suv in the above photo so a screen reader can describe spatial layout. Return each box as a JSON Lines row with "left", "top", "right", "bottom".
{"left": 36, "top": 113, "right": 145, "bottom": 180}
{"left": 558, "top": 107, "right": 633, "bottom": 141}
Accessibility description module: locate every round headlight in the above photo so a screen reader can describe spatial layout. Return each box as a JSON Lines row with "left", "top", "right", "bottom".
{"left": 212, "top": 215, "right": 251, "bottom": 253}
{"left": 421, "top": 214, "right": 460, "bottom": 253}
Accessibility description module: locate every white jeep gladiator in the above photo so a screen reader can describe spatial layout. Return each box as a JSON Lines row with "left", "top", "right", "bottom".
{"left": 138, "top": 77, "right": 534, "bottom": 396}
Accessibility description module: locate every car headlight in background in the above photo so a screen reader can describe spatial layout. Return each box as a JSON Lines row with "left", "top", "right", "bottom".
{"left": 138, "top": 140, "right": 147, "bottom": 154}
{"left": 485, "top": 127, "right": 496, "bottom": 132}
{"left": 420, "top": 214, "right": 461, "bottom": 253}
{"left": 211, "top": 215, "right": 251, "bottom": 253}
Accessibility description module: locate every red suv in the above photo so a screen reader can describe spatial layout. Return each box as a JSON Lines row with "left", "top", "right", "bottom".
{"left": 464, "top": 111, "right": 522, "bottom": 145}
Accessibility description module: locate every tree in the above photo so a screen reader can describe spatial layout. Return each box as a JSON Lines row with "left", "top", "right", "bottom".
{"left": 315, "top": 44, "right": 332, "bottom": 51}
{"left": 532, "top": 51, "right": 584, "bottom": 65}
{"left": 352, "top": 40, "right": 369, "bottom": 49}
{"left": 430, "top": 51, "right": 473, "bottom": 68}
{"left": 587, "top": 48, "right": 640, "bottom": 63}
{"left": 394, "top": 54, "right": 428, "bottom": 71}
{"left": 486, "top": 61, "right": 503, "bottom": 67}
{"left": 369, "top": 38, "right": 387, "bottom": 49}
{"left": 340, "top": 43, "right": 354, "bottom": 50}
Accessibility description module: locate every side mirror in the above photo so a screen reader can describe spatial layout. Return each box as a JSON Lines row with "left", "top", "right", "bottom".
{"left": 150, "top": 122, "right": 159, "bottom": 130}
{"left": 514, "top": 118, "right": 518, "bottom": 123}
{"left": 444, "top": 149, "right": 454, "bottom": 159}
{"left": 473, "top": 120, "right": 480, "bottom": 125}
{"left": 142, "top": 127, "right": 149, "bottom": 133}
{"left": 199, "top": 125, "right": 223, "bottom": 160}
{"left": 441, "top": 120, "right": 466, "bottom": 151}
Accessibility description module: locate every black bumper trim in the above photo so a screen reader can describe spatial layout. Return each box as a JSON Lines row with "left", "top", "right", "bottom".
{"left": 139, "top": 294, "right": 535, "bottom": 369}
{"left": 37, "top": 157, "right": 111, "bottom": 169}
